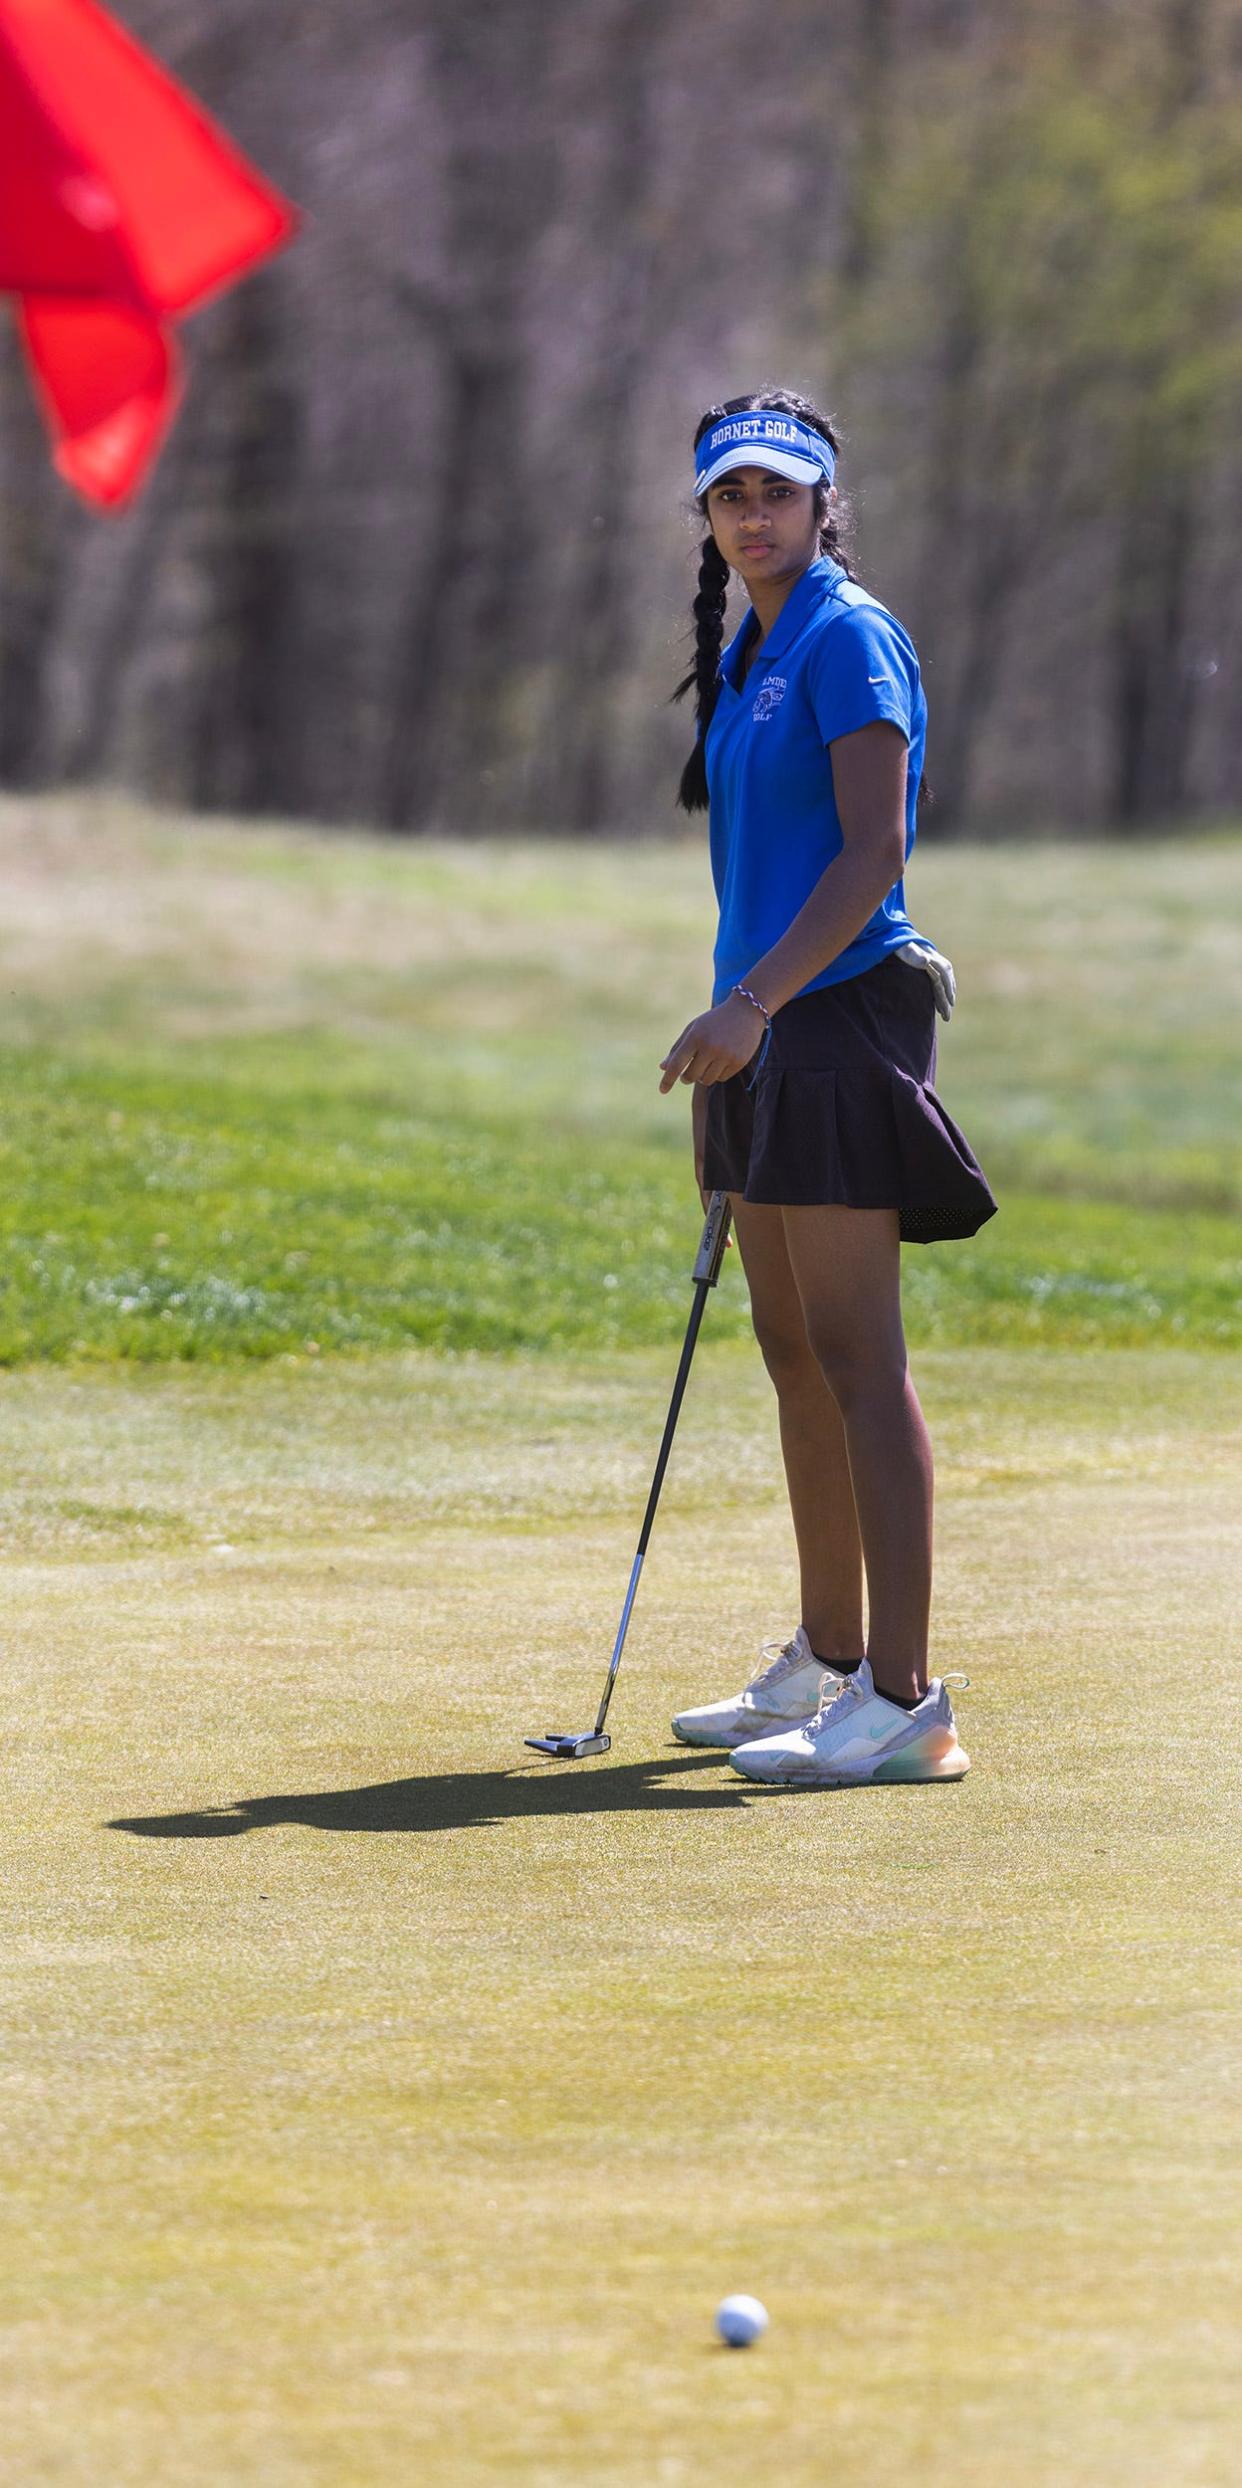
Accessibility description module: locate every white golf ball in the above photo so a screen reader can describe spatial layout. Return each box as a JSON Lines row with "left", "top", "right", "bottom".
{"left": 715, "top": 2292, "right": 769, "bottom": 2348}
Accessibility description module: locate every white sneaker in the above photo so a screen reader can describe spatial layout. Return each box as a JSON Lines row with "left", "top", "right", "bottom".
{"left": 728, "top": 1658, "right": 970, "bottom": 1785}
{"left": 671, "top": 1627, "right": 848, "bottom": 1750}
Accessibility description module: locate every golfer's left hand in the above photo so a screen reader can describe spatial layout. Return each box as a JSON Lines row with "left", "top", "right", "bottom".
{"left": 658, "top": 993, "right": 763, "bottom": 1092}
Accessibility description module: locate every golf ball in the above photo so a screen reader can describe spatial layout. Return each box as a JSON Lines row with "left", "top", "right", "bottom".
{"left": 715, "top": 2293, "right": 769, "bottom": 2348}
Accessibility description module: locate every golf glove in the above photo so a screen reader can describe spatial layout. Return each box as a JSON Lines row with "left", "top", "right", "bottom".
{"left": 896, "top": 939, "right": 956, "bottom": 1021}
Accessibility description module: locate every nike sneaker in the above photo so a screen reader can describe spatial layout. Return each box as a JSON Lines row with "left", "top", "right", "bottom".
{"left": 671, "top": 1627, "right": 848, "bottom": 1750}
{"left": 728, "top": 1657, "right": 970, "bottom": 1785}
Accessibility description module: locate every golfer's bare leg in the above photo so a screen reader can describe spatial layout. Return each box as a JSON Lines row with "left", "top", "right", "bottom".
{"left": 728, "top": 1195, "right": 865, "bottom": 1661}
{"left": 779, "top": 1204, "right": 933, "bottom": 1702}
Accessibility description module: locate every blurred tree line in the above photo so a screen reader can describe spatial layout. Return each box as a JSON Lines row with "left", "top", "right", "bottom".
{"left": 2, "top": 0, "right": 1241, "bottom": 837}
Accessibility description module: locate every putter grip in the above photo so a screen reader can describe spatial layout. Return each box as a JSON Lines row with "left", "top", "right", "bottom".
{"left": 692, "top": 1190, "right": 732, "bottom": 1287}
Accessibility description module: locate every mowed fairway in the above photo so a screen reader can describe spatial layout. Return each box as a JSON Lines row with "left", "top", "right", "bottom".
{"left": 2, "top": 803, "right": 1240, "bottom": 2485}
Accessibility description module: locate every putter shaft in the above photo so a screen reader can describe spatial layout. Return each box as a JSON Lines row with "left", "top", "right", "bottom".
{"left": 525, "top": 1192, "right": 732, "bottom": 1759}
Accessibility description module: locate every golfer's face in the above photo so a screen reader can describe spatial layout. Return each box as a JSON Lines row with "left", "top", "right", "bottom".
{"left": 705, "top": 466, "right": 822, "bottom": 585}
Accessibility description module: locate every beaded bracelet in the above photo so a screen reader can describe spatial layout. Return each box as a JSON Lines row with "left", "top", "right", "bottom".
{"left": 731, "top": 982, "right": 772, "bottom": 1032}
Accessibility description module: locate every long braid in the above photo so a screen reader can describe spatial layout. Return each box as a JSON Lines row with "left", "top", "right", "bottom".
{"left": 672, "top": 532, "right": 730, "bottom": 814}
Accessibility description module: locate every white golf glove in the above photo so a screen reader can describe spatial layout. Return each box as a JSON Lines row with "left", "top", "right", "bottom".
{"left": 897, "top": 939, "right": 957, "bottom": 1021}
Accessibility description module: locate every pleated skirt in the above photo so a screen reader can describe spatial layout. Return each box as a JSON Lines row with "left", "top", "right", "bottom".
{"left": 701, "top": 952, "right": 998, "bottom": 1244}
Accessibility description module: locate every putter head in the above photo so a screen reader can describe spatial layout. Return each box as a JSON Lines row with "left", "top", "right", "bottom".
{"left": 524, "top": 1732, "right": 611, "bottom": 1760}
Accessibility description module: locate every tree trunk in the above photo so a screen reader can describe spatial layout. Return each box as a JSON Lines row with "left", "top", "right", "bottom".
{"left": 0, "top": 321, "right": 68, "bottom": 787}
{"left": 550, "top": 0, "right": 667, "bottom": 835}
{"left": 381, "top": 0, "right": 568, "bottom": 830}
{"left": 839, "top": 0, "right": 895, "bottom": 291}
{"left": 185, "top": 273, "right": 306, "bottom": 815}
{"left": 1111, "top": 468, "right": 1198, "bottom": 824}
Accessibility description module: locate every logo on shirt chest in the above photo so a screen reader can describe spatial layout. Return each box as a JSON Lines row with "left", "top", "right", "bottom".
{"left": 751, "top": 675, "right": 788, "bottom": 723}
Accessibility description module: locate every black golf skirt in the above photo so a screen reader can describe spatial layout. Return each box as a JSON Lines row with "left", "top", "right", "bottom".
{"left": 701, "top": 952, "right": 998, "bottom": 1244}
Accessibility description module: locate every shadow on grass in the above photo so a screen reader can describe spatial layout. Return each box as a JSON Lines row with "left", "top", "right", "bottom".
{"left": 108, "top": 1749, "right": 748, "bottom": 1841}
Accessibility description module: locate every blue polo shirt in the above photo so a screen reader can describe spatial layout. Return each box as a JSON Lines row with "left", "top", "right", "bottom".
{"left": 705, "top": 555, "right": 928, "bottom": 1004}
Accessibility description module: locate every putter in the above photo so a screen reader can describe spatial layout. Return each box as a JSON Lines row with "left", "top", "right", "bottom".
{"left": 525, "top": 1188, "right": 733, "bottom": 1760}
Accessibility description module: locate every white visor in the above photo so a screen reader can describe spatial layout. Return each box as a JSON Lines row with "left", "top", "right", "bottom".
{"left": 695, "top": 444, "right": 826, "bottom": 495}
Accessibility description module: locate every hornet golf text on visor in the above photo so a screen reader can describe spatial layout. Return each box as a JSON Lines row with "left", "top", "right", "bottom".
{"left": 694, "top": 413, "right": 838, "bottom": 497}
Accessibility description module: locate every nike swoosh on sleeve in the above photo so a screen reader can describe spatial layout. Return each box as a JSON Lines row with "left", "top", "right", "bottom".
{"left": 867, "top": 674, "right": 890, "bottom": 685}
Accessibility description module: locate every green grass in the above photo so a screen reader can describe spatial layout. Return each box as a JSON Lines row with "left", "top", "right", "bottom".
{"left": 2, "top": 803, "right": 1239, "bottom": 2482}
{"left": 3, "top": 1038, "right": 1241, "bottom": 1361}
{"left": 0, "top": 799, "right": 1239, "bottom": 1359}
{"left": 3, "top": 1344, "right": 1239, "bottom": 2485}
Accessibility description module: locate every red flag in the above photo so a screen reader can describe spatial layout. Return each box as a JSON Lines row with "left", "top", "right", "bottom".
{"left": 0, "top": 0, "right": 298, "bottom": 507}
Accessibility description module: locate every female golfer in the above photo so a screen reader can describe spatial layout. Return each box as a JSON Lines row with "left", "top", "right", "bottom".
{"left": 660, "top": 388, "right": 996, "bottom": 1787}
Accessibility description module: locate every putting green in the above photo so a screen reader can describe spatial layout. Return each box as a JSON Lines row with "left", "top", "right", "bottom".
{"left": 3, "top": 1344, "right": 1238, "bottom": 2485}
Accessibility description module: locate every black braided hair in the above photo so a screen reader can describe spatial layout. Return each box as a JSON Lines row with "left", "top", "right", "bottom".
{"left": 672, "top": 389, "right": 853, "bottom": 814}
{"left": 671, "top": 532, "right": 731, "bottom": 812}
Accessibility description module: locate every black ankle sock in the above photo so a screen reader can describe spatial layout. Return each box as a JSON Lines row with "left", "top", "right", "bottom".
{"left": 812, "top": 1649, "right": 861, "bottom": 1676}
{"left": 813, "top": 1645, "right": 924, "bottom": 1707}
